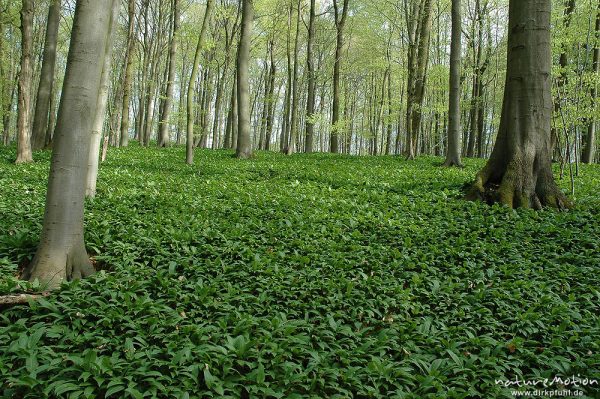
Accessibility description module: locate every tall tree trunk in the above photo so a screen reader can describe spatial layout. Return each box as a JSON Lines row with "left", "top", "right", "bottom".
{"left": 15, "top": 0, "right": 33, "bottom": 164}
{"left": 186, "top": 0, "right": 214, "bottom": 164}
{"left": 285, "top": 1, "right": 301, "bottom": 155}
{"left": 551, "top": 0, "right": 576, "bottom": 158}
{"left": 330, "top": 0, "right": 349, "bottom": 153}
{"left": 86, "top": 0, "right": 120, "bottom": 198}
{"left": 406, "top": 0, "right": 433, "bottom": 159}
{"left": 444, "top": 0, "right": 463, "bottom": 166}
{"left": 120, "top": 0, "right": 135, "bottom": 147}
{"left": 467, "top": 0, "right": 570, "bottom": 209}
{"left": 236, "top": 0, "right": 253, "bottom": 159}
{"left": 582, "top": 3, "right": 600, "bottom": 164}
{"left": 23, "top": 0, "right": 115, "bottom": 289}
{"left": 31, "top": 0, "right": 60, "bottom": 151}
{"left": 304, "top": 0, "right": 316, "bottom": 153}
{"left": 158, "top": 0, "right": 180, "bottom": 147}
{"left": 265, "top": 44, "right": 277, "bottom": 151}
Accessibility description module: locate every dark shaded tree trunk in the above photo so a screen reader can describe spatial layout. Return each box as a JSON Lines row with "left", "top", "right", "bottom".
{"left": 406, "top": 0, "right": 433, "bottom": 159}
{"left": 582, "top": 3, "right": 600, "bottom": 164}
{"left": 31, "top": 0, "right": 60, "bottom": 151}
{"left": 467, "top": 0, "right": 570, "bottom": 209}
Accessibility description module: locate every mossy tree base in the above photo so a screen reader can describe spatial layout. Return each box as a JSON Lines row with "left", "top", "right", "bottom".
{"left": 466, "top": 156, "right": 571, "bottom": 210}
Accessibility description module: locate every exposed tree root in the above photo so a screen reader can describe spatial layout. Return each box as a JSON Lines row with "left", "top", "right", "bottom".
{"left": 442, "top": 159, "right": 463, "bottom": 168}
{"left": 0, "top": 292, "right": 50, "bottom": 307}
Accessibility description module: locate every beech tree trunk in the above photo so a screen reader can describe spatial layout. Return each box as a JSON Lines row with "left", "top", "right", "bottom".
{"left": 31, "top": 0, "right": 60, "bottom": 151}
{"left": 186, "top": 0, "right": 213, "bottom": 164}
{"left": 330, "top": 0, "right": 349, "bottom": 153}
{"left": 120, "top": 0, "right": 135, "bottom": 147}
{"left": 86, "top": 0, "right": 120, "bottom": 198}
{"left": 158, "top": 0, "right": 180, "bottom": 147}
{"left": 466, "top": 0, "right": 570, "bottom": 210}
{"left": 15, "top": 0, "right": 33, "bottom": 164}
{"left": 236, "top": 0, "right": 253, "bottom": 159}
{"left": 23, "top": 0, "right": 115, "bottom": 289}
{"left": 444, "top": 0, "right": 463, "bottom": 166}
{"left": 304, "top": 0, "right": 316, "bottom": 153}
{"left": 285, "top": 1, "right": 301, "bottom": 155}
{"left": 582, "top": 3, "right": 600, "bottom": 164}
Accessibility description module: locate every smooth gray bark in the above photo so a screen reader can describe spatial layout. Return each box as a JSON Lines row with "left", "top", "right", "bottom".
{"left": 23, "top": 0, "right": 115, "bottom": 288}
{"left": 236, "top": 0, "right": 253, "bottom": 159}
{"left": 444, "top": 0, "right": 463, "bottom": 167}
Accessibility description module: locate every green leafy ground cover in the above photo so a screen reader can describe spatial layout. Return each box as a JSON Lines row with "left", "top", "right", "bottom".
{"left": 0, "top": 144, "right": 599, "bottom": 398}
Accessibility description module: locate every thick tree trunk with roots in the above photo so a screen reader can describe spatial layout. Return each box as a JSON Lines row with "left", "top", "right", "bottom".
{"left": 22, "top": 0, "right": 115, "bottom": 289}
{"left": 466, "top": 0, "right": 570, "bottom": 210}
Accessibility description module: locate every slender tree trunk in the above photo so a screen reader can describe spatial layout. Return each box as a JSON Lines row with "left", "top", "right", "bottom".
{"left": 120, "top": 0, "right": 135, "bottom": 147}
{"left": 304, "top": 0, "right": 316, "bottom": 153}
{"left": 444, "top": 0, "right": 463, "bottom": 166}
{"left": 15, "top": 0, "right": 34, "bottom": 164}
{"left": 285, "top": 1, "right": 301, "bottom": 155}
{"left": 186, "top": 0, "right": 214, "bottom": 164}
{"left": 265, "top": 45, "right": 277, "bottom": 151}
{"left": 23, "top": 0, "right": 115, "bottom": 289}
{"left": 86, "top": 0, "right": 119, "bottom": 198}
{"left": 467, "top": 0, "right": 570, "bottom": 209}
{"left": 236, "top": 0, "right": 253, "bottom": 159}
{"left": 407, "top": 0, "right": 433, "bottom": 159}
{"left": 582, "top": 3, "right": 600, "bottom": 164}
{"left": 31, "top": 0, "right": 60, "bottom": 151}
{"left": 158, "top": 0, "right": 180, "bottom": 147}
{"left": 330, "top": 0, "right": 349, "bottom": 153}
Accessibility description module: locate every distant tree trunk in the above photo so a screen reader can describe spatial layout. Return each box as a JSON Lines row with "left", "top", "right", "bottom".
{"left": 582, "top": 3, "right": 600, "bottom": 164}
{"left": 86, "top": 0, "right": 119, "bottom": 198}
{"left": 264, "top": 43, "right": 277, "bottom": 151}
{"left": 330, "top": 0, "right": 349, "bottom": 153}
{"left": 23, "top": 0, "right": 115, "bottom": 289}
{"left": 236, "top": 0, "right": 253, "bottom": 159}
{"left": 186, "top": 0, "right": 214, "bottom": 164}
{"left": 466, "top": 0, "right": 570, "bottom": 209}
{"left": 406, "top": 0, "right": 433, "bottom": 159}
{"left": 551, "top": 0, "right": 576, "bottom": 158}
{"left": 2, "top": 71, "right": 18, "bottom": 146}
{"left": 120, "top": 0, "right": 135, "bottom": 147}
{"left": 224, "top": 74, "right": 237, "bottom": 149}
{"left": 158, "top": 0, "right": 180, "bottom": 147}
{"left": 15, "top": 0, "right": 33, "bottom": 164}
{"left": 285, "top": 1, "right": 301, "bottom": 155}
{"left": 44, "top": 86, "right": 56, "bottom": 147}
{"left": 31, "top": 0, "right": 60, "bottom": 151}
{"left": 304, "top": 0, "right": 316, "bottom": 153}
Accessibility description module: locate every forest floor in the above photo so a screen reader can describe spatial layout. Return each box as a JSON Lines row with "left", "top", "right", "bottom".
{"left": 0, "top": 144, "right": 599, "bottom": 398}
